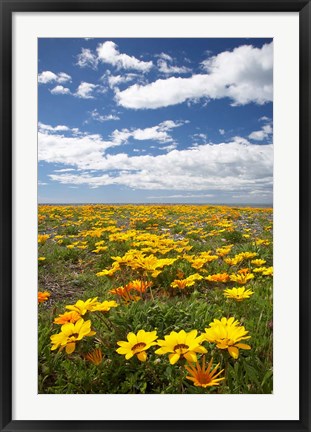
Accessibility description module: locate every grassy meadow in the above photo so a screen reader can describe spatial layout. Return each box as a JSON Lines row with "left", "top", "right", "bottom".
{"left": 38, "top": 204, "right": 273, "bottom": 394}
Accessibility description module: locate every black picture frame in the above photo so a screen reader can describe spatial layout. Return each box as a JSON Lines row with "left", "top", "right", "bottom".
{"left": 1, "top": 0, "right": 310, "bottom": 431}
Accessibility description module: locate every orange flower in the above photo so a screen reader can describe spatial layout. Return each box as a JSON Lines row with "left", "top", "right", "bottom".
{"left": 38, "top": 291, "right": 50, "bottom": 303}
{"left": 109, "top": 286, "right": 141, "bottom": 303}
{"left": 185, "top": 356, "right": 225, "bottom": 388}
{"left": 205, "top": 273, "right": 230, "bottom": 283}
{"left": 85, "top": 348, "right": 103, "bottom": 365}
{"left": 129, "top": 280, "right": 152, "bottom": 293}
{"left": 54, "top": 311, "right": 81, "bottom": 324}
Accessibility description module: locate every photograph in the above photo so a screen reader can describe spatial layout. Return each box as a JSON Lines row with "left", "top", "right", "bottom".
{"left": 37, "top": 37, "right": 274, "bottom": 395}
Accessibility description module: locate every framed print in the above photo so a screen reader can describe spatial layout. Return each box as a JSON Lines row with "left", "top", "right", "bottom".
{"left": 1, "top": 0, "right": 310, "bottom": 431}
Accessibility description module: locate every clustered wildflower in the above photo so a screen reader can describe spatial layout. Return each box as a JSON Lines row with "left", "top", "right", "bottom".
{"left": 39, "top": 204, "right": 272, "bottom": 392}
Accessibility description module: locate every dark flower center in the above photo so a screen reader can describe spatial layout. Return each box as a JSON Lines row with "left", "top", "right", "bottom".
{"left": 132, "top": 342, "right": 146, "bottom": 352}
{"left": 197, "top": 372, "right": 211, "bottom": 384}
{"left": 174, "top": 343, "right": 189, "bottom": 353}
{"left": 70, "top": 333, "right": 79, "bottom": 339}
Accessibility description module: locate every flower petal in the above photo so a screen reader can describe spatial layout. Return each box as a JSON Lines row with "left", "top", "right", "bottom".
{"left": 65, "top": 342, "right": 76, "bottom": 354}
{"left": 184, "top": 351, "right": 197, "bottom": 363}
{"left": 169, "top": 353, "right": 180, "bottom": 365}
{"left": 228, "top": 346, "right": 239, "bottom": 359}
{"left": 235, "top": 343, "right": 251, "bottom": 350}
{"left": 137, "top": 351, "right": 147, "bottom": 362}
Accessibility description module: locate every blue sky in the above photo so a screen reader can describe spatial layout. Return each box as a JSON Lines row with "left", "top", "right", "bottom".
{"left": 38, "top": 38, "right": 273, "bottom": 204}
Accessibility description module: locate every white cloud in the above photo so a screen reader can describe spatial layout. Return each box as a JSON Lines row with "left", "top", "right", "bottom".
{"left": 110, "top": 120, "right": 184, "bottom": 145}
{"left": 38, "top": 123, "right": 70, "bottom": 132}
{"left": 219, "top": 129, "right": 225, "bottom": 135}
{"left": 158, "top": 53, "right": 173, "bottom": 62}
{"left": 75, "top": 82, "right": 97, "bottom": 99}
{"left": 42, "top": 130, "right": 272, "bottom": 195}
{"left": 90, "top": 109, "right": 120, "bottom": 122}
{"left": 157, "top": 57, "right": 191, "bottom": 75}
{"left": 106, "top": 73, "right": 140, "bottom": 88}
{"left": 38, "top": 120, "right": 184, "bottom": 170}
{"left": 116, "top": 42, "right": 273, "bottom": 109}
{"left": 50, "top": 85, "right": 71, "bottom": 95}
{"left": 76, "top": 48, "right": 98, "bottom": 69}
{"left": 259, "top": 116, "right": 271, "bottom": 122}
{"left": 53, "top": 168, "right": 76, "bottom": 173}
{"left": 161, "top": 144, "right": 177, "bottom": 152}
{"left": 147, "top": 193, "right": 215, "bottom": 199}
{"left": 38, "top": 71, "right": 71, "bottom": 84}
{"left": 38, "top": 131, "right": 111, "bottom": 169}
{"left": 97, "top": 41, "right": 153, "bottom": 72}
{"left": 249, "top": 124, "right": 273, "bottom": 141}
{"left": 193, "top": 133, "right": 208, "bottom": 141}
{"left": 38, "top": 181, "right": 48, "bottom": 186}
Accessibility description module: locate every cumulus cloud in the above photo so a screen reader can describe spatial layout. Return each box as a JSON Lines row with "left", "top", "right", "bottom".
{"left": 259, "top": 116, "right": 271, "bottom": 122}
{"left": 104, "top": 72, "right": 141, "bottom": 88}
{"left": 40, "top": 127, "right": 272, "bottom": 195}
{"left": 38, "top": 71, "right": 71, "bottom": 84}
{"left": 157, "top": 53, "right": 191, "bottom": 75}
{"left": 38, "top": 123, "right": 69, "bottom": 132}
{"left": 38, "top": 120, "right": 185, "bottom": 170}
{"left": 76, "top": 48, "right": 98, "bottom": 69}
{"left": 90, "top": 109, "right": 120, "bottom": 122}
{"left": 97, "top": 41, "right": 153, "bottom": 72}
{"left": 116, "top": 42, "right": 273, "bottom": 109}
{"left": 192, "top": 133, "right": 208, "bottom": 142}
{"left": 50, "top": 85, "right": 71, "bottom": 95}
{"left": 110, "top": 120, "right": 184, "bottom": 145}
{"left": 49, "top": 82, "right": 99, "bottom": 99}
{"left": 75, "top": 82, "right": 97, "bottom": 99}
{"left": 249, "top": 124, "right": 273, "bottom": 141}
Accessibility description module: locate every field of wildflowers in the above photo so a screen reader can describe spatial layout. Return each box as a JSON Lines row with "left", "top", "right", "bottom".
{"left": 38, "top": 204, "right": 273, "bottom": 394}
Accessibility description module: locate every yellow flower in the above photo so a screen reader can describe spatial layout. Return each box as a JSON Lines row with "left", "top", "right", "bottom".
{"left": 253, "top": 266, "right": 273, "bottom": 276}
{"left": 185, "top": 356, "right": 225, "bottom": 388}
{"left": 38, "top": 256, "right": 46, "bottom": 261}
{"left": 50, "top": 318, "right": 96, "bottom": 354}
{"left": 90, "top": 300, "right": 119, "bottom": 313}
{"left": 229, "top": 272, "right": 254, "bottom": 284}
{"left": 191, "top": 258, "right": 207, "bottom": 270}
{"left": 225, "top": 256, "right": 243, "bottom": 265}
{"left": 65, "top": 298, "right": 99, "bottom": 315}
{"left": 236, "top": 252, "right": 257, "bottom": 260}
{"left": 216, "top": 246, "right": 233, "bottom": 257}
{"left": 155, "top": 330, "right": 207, "bottom": 365}
{"left": 38, "top": 234, "right": 50, "bottom": 244}
{"left": 38, "top": 291, "right": 50, "bottom": 303}
{"left": 96, "top": 262, "right": 120, "bottom": 277}
{"left": 54, "top": 311, "right": 81, "bottom": 324}
{"left": 92, "top": 246, "right": 108, "bottom": 253}
{"left": 223, "top": 287, "right": 254, "bottom": 301}
{"left": 171, "top": 273, "right": 203, "bottom": 289}
{"left": 254, "top": 239, "right": 270, "bottom": 246}
{"left": 262, "top": 266, "right": 273, "bottom": 276}
{"left": 85, "top": 348, "right": 103, "bottom": 365}
{"left": 203, "top": 317, "right": 251, "bottom": 359}
{"left": 116, "top": 330, "right": 158, "bottom": 362}
{"left": 251, "top": 259, "right": 266, "bottom": 266}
